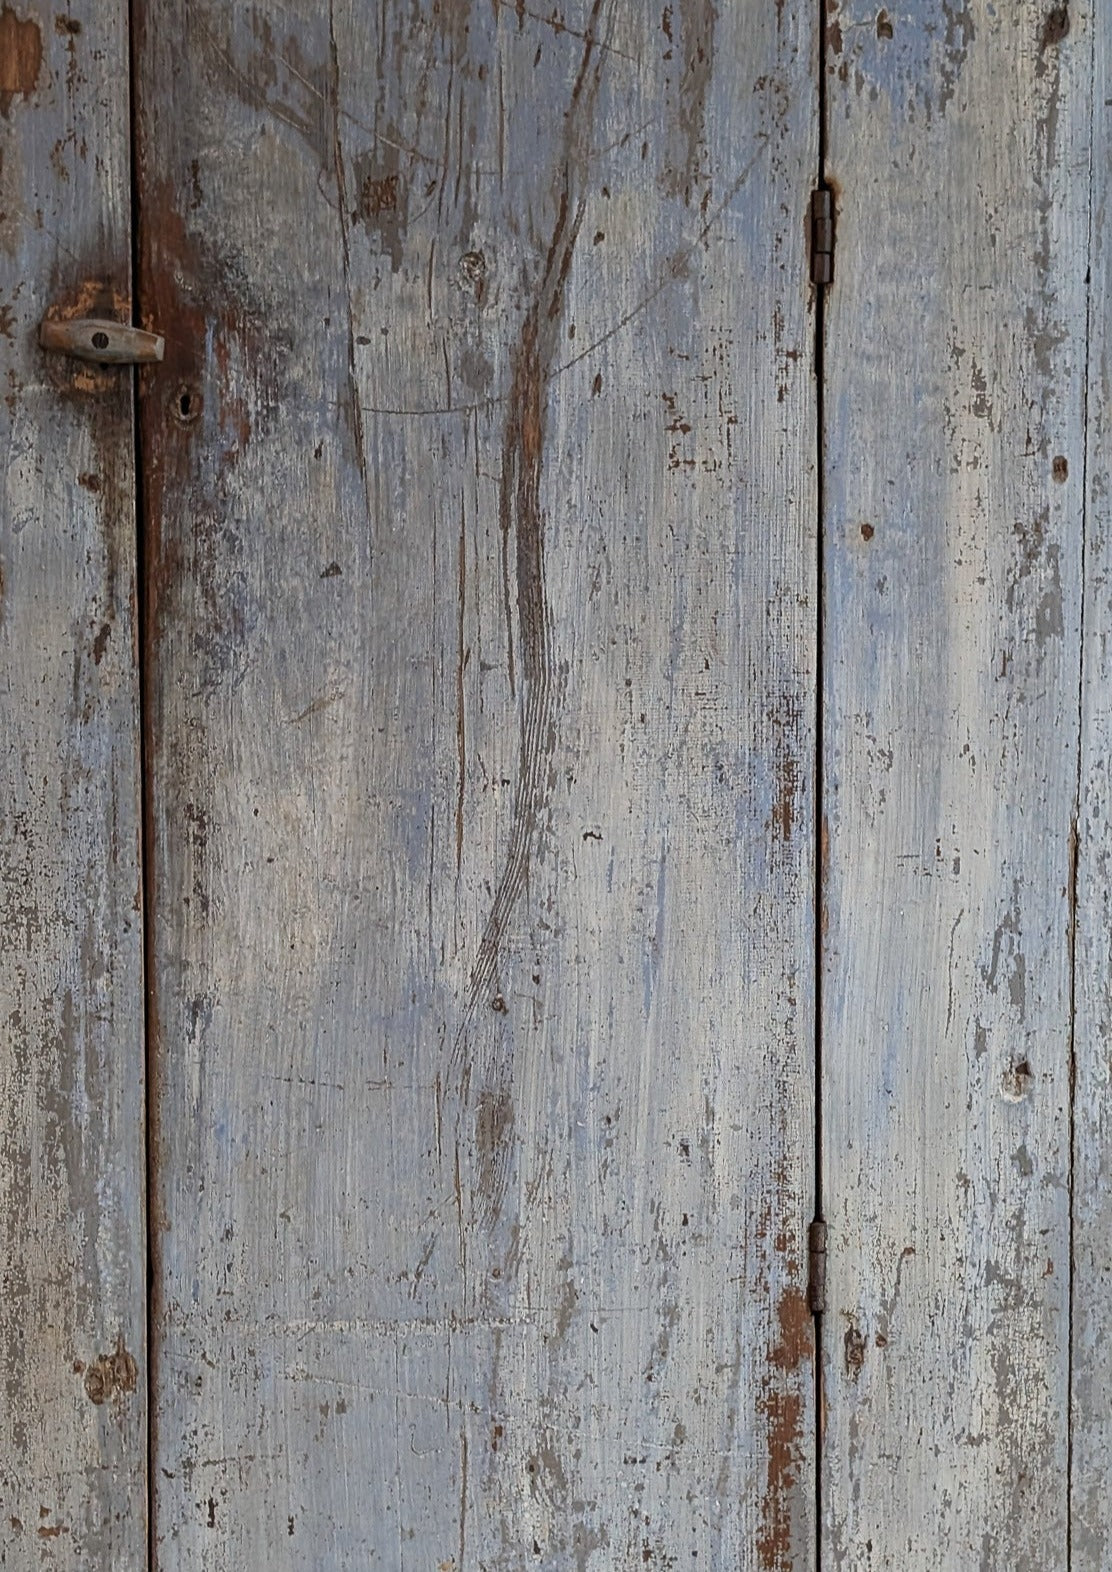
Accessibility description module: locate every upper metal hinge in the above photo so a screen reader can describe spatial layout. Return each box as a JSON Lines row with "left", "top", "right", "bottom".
{"left": 807, "top": 1217, "right": 827, "bottom": 1315}
{"left": 810, "top": 187, "right": 835, "bottom": 286}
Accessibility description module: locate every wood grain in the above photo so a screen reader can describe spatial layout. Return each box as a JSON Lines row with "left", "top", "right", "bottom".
{"left": 1072, "top": 9, "right": 1111, "bottom": 1566}
{"left": 136, "top": 0, "right": 819, "bottom": 1565}
{"left": 821, "top": 2, "right": 1092, "bottom": 1564}
{"left": 0, "top": 1, "right": 147, "bottom": 1565}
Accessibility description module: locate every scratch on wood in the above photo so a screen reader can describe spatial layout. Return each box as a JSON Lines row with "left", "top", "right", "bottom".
{"left": 328, "top": 0, "right": 374, "bottom": 528}
{"left": 490, "top": 0, "right": 636, "bottom": 63}
{"left": 289, "top": 690, "right": 343, "bottom": 723}
{"left": 455, "top": 0, "right": 611, "bottom": 1043}
{"left": 353, "top": 141, "right": 771, "bottom": 422}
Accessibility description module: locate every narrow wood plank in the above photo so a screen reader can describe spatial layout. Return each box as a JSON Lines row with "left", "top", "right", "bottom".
{"left": 1072, "top": 15, "right": 1111, "bottom": 1566}
{"left": 821, "top": 3, "right": 1092, "bottom": 1565}
{"left": 0, "top": 1, "right": 147, "bottom": 1565}
{"left": 137, "top": 2, "right": 818, "bottom": 1566}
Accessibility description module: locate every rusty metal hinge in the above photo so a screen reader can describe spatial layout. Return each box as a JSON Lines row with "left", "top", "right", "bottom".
{"left": 807, "top": 1217, "right": 827, "bottom": 1315}
{"left": 810, "top": 188, "right": 835, "bottom": 286}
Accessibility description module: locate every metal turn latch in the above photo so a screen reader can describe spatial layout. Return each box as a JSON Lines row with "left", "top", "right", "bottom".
{"left": 40, "top": 317, "right": 164, "bottom": 365}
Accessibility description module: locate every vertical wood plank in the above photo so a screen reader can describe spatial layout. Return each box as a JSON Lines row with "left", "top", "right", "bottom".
{"left": 821, "top": 3, "right": 1092, "bottom": 1565}
{"left": 137, "top": 2, "right": 818, "bottom": 1566}
{"left": 0, "top": 1, "right": 147, "bottom": 1565}
{"left": 1072, "top": 13, "right": 1111, "bottom": 1566}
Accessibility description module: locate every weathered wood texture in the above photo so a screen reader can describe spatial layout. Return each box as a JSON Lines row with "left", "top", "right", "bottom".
{"left": 0, "top": 1, "right": 147, "bottom": 1566}
{"left": 136, "top": 0, "right": 818, "bottom": 1565}
{"left": 1073, "top": 15, "right": 1112, "bottom": 1567}
{"left": 821, "top": 3, "right": 1092, "bottom": 1565}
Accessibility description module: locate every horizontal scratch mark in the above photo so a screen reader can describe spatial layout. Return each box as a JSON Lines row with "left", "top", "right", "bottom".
{"left": 491, "top": 0, "right": 638, "bottom": 62}
{"left": 289, "top": 691, "right": 344, "bottom": 723}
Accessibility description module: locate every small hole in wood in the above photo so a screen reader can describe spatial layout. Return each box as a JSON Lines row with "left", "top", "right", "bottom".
{"left": 174, "top": 385, "right": 201, "bottom": 425}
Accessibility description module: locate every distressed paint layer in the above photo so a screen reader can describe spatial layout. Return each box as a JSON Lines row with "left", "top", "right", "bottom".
{"left": 821, "top": 2, "right": 1093, "bottom": 1565}
{"left": 0, "top": 0, "right": 147, "bottom": 1566}
{"left": 137, "top": 0, "right": 819, "bottom": 1566}
{"left": 1072, "top": 5, "right": 1112, "bottom": 1565}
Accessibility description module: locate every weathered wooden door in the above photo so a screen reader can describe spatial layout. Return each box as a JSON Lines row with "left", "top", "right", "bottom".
{"left": 135, "top": 2, "right": 819, "bottom": 1565}
{"left": 2, "top": 2, "right": 1109, "bottom": 1568}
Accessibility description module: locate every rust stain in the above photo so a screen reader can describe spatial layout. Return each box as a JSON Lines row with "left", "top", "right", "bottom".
{"left": 42, "top": 278, "right": 126, "bottom": 324}
{"left": 753, "top": 1060, "right": 813, "bottom": 1568}
{"left": 137, "top": 179, "right": 272, "bottom": 689}
{"left": 82, "top": 1333, "right": 138, "bottom": 1406}
{"left": 772, "top": 750, "right": 798, "bottom": 843}
{"left": 758, "top": 1269, "right": 813, "bottom": 1568}
{"left": 41, "top": 280, "right": 130, "bottom": 397}
{"left": 768, "top": 1288, "right": 811, "bottom": 1370}
{"left": 36, "top": 271, "right": 131, "bottom": 627}
{"left": 0, "top": 5, "right": 41, "bottom": 118}
{"left": 757, "top": 1386, "right": 805, "bottom": 1570}
{"left": 36, "top": 1523, "right": 68, "bottom": 1540}
{"left": 136, "top": 184, "right": 205, "bottom": 657}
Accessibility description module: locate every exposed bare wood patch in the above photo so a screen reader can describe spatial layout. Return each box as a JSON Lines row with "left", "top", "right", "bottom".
{"left": 0, "top": 4, "right": 40, "bottom": 118}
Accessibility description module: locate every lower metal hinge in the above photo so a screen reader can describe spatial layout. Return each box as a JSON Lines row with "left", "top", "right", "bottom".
{"left": 810, "top": 188, "right": 835, "bottom": 286}
{"left": 807, "top": 1217, "right": 827, "bottom": 1315}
